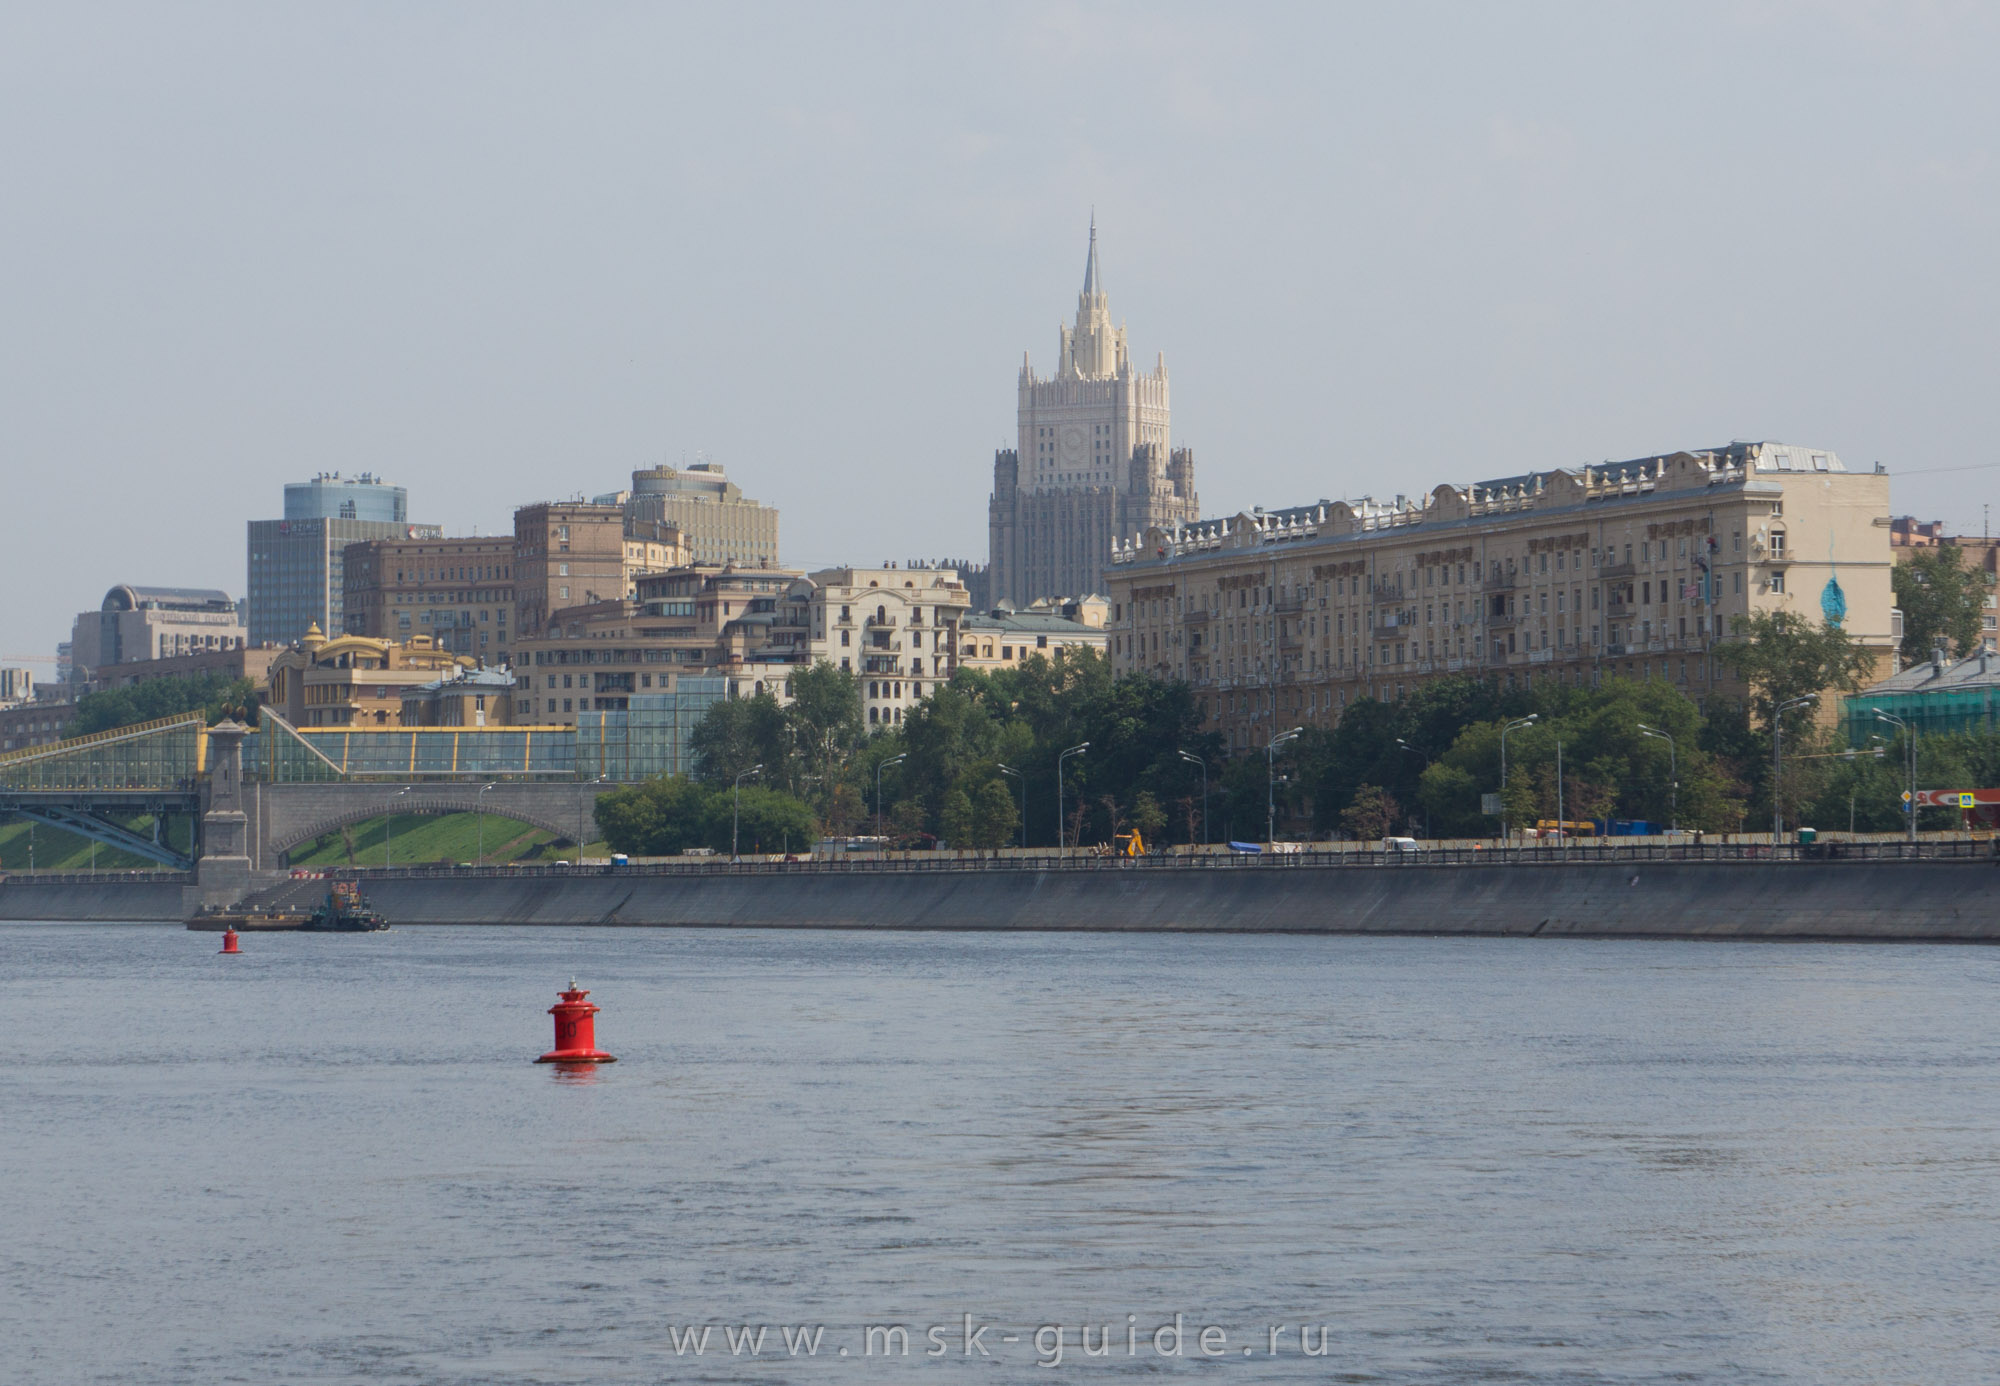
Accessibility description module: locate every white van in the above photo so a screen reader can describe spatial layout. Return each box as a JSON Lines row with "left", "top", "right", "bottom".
{"left": 1381, "top": 836, "right": 1423, "bottom": 853}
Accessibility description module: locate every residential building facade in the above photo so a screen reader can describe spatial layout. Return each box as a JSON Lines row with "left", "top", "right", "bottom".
{"left": 805, "top": 566, "right": 972, "bottom": 728}
{"left": 512, "top": 564, "right": 806, "bottom": 724}
{"left": 1105, "top": 441, "right": 1897, "bottom": 751}
{"left": 1889, "top": 516, "right": 1999, "bottom": 653}
{"left": 342, "top": 535, "right": 517, "bottom": 662}
{"left": 988, "top": 221, "right": 1199, "bottom": 606}
{"left": 511, "top": 502, "right": 689, "bottom": 640}
{"left": 248, "top": 474, "right": 439, "bottom": 645}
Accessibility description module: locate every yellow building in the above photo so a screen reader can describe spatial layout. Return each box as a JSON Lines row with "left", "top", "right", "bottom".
{"left": 262, "top": 626, "right": 477, "bottom": 728}
{"left": 1106, "top": 441, "right": 1897, "bottom": 751}
{"left": 956, "top": 599, "right": 1110, "bottom": 672}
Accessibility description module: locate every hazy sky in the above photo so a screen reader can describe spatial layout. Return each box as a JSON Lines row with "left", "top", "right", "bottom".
{"left": 4, "top": 1, "right": 1998, "bottom": 663}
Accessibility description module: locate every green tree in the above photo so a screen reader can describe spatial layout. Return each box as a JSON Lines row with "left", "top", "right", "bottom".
{"left": 969, "top": 777, "right": 1019, "bottom": 851}
{"left": 785, "top": 661, "right": 865, "bottom": 791}
{"left": 1892, "top": 546, "right": 1988, "bottom": 663}
{"left": 1129, "top": 790, "right": 1167, "bottom": 845}
{"left": 71, "top": 672, "right": 260, "bottom": 735}
{"left": 700, "top": 784, "right": 816, "bottom": 856}
{"left": 939, "top": 786, "right": 975, "bottom": 849}
{"left": 689, "top": 693, "right": 794, "bottom": 786}
{"left": 592, "top": 774, "right": 715, "bottom": 855}
{"left": 1339, "top": 783, "right": 1399, "bottom": 841}
{"left": 1716, "top": 610, "right": 1877, "bottom": 733}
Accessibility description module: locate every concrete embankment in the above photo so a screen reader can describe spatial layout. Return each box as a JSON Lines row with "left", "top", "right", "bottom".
{"left": 0, "top": 875, "right": 192, "bottom": 922}
{"left": 8, "top": 860, "right": 1996, "bottom": 942}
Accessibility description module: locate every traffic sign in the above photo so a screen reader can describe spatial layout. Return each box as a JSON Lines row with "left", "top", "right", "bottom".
{"left": 1901, "top": 790, "right": 1912, "bottom": 803}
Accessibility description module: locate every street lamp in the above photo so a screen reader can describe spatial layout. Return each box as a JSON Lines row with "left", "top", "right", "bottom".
{"left": 475, "top": 782, "right": 498, "bottom": 863}
{"left": 1395, "top": 738, "right": 1431, "bottom": 839}
{"left": 1499, "top": 714, "right": 1538, "bottom": 840}
{"left": 385, "top": 786, "right": 411, "bottom": 868}
{"left": 1637, "top": 723, "right": 1677, "bottom": 832}
{"left": 997, "top": 763, "right": 1026, "bottom": 850}
{"left": 1057, "top": 742, "right": 1090, "bottom": 858}
{"left": 733, "top": 764, "right": 762, "bottom": 861}
{"left": 1872, "top": 707, "right": 1918, "bottom": 844}
{"left": 875, "top": 752, "right": 907, "bottom": 840}
{"left": 1772, "top": 694, "right": 1818, "bottom": 841}
{"left": 1178, "top": 750, "right": 1209, "bottom": 847}
{"left": 1267, "top": 726, "right": 1302, "bottom": 845}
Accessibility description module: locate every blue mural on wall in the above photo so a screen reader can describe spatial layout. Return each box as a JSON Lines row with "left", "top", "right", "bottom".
{"left": 1821, "top": 574, "right": 1847, "bottom": 625}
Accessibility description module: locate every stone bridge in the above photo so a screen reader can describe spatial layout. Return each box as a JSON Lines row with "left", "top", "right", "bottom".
{"left": 254, "top": 781, "right": 614, "bottom": 865}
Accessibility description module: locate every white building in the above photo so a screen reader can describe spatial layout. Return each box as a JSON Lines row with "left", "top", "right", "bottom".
{"left": 806, "top": 566, "right": 973, "bottom": 728}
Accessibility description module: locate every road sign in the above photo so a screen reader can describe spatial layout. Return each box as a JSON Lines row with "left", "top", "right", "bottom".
{"left": 1481, "top": 793, "right": 1503, "bottom": 816}
{"left": 1901, "top": 790, "right": 1912, "bottom": 803}
{"left": 1960, "top": 793, "right": 1976, "bottom": 808}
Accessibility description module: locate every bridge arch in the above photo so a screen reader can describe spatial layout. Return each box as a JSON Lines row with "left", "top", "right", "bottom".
{"left": 270, "top": 798, "right": 581, "bottom": 860}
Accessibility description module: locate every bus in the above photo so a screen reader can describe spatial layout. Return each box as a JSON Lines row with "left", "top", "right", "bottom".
{"left": 1530, "top": 819, "right": 1597, "bottom": 839}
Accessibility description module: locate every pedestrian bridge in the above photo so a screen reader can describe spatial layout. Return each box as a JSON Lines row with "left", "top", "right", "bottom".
{"left": 0, "top": 713, "right": 616, "bottom": 871}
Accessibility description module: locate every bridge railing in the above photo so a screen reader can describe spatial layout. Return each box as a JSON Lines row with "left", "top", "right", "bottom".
{"left": 342, "top": 837, "right": 1998, "bottom": 881}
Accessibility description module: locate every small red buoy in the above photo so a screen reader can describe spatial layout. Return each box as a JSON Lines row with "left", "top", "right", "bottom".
{"left": 219, "top": 927, "right": 241, "bottom": 955}
{"left": 536, "top": 978, "right": 617, "bottom": 1063}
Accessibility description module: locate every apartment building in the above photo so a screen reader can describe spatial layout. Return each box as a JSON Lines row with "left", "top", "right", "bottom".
{"left": 343, "top": 535, "right": 517, "bottom": 662}
{"left": 511, "top": 502, "right": 689, "bottom": 639}
{"left": 622, "top": 463, "right": 780, "bottom": 567}
{"left": 1105, "top": 441, "right": 1896, "bottom": 750}
{"left": 956, "top": 597, "right": 1109, "bottom": 672}
{"left": 806, "top": 566, "right": 972, "bottom": 728}
{"left": 512, "top": 565, "right": 807, "bottom": 723}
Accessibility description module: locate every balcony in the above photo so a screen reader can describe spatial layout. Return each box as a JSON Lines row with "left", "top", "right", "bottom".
{"left": 861, "top": 656, "right": 900, "bottom": 675}
{"left": 1484, "top": 572, "right": 1518, "bottom": 591}
{"left": 1600, "top": 561, "right": 1636, "bottom": 579}
{"left": 1486, "top": 611, "right": 1518, "bottom": 629}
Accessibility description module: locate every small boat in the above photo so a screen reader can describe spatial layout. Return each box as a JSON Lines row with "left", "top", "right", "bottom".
{"left": 303, "top": 880, "right": 390, "bottom": 932}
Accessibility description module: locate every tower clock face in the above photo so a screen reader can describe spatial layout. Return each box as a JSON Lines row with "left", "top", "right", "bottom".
{"left": 1060, "top": 426, "right": 1085, "bottom": 463}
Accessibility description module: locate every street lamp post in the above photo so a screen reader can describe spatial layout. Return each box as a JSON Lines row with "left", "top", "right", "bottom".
{"left": 733, "top": 764, "right": 763, "bottom": 861}
{"left": 1395, "top": 738, "right": 1432, "bottom": 839}
{"left": 1772, "top": 694, "right": 1818, "bottom": 841}
{"left": 476, "top": 782, "right": 498, "bottom": 863}
{"left": 1637, "top": 723, "right": 1677, "bottom": 832}
{"left": 1872, "top": 708, "right": 1918, "bottom": 843}
{"left": 1178, "top": 750, "right": 1209, "bottom": 847}
{"left": 385, "top": 787, "right": 410, "bottom": 868}
{"left": 997, "top": 763, "right": 1026, "bottom": 850}
{"left": 1499, "top": 715, "right": 1538, "bottom": 841}
{"left": 1057, "top": 742, "right": 1089, "bottom": 859}
{"left": 875, "top": 753, "right": 907, "bottom": 841}
{"left": 1267, "top": 726, "right": 1303, "bottom": 845}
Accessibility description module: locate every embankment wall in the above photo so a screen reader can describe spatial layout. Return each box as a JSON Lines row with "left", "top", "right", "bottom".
{"left": 7, "top": 860, "right": 1996, "bottom": 941}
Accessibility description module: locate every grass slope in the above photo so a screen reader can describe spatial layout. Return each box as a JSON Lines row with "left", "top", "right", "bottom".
{"left": 283, "top": 812, "right": 602, "bottom": 867}
{"left": 0, "top": 815, "right": 188, "bottom": 872}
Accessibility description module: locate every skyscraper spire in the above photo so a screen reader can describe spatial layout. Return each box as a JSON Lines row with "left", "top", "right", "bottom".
{"left": 1081, "top": 211, "right": 1100, "bottom": 296}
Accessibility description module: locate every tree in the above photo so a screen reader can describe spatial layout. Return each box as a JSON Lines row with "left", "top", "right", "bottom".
{"left": 1339, "top": 783, "right": 1400, "bottom": 841}
{"left": 1716, "top": 610, "right": 1877, "bottom": 733}
{"left": 689, "top": 693, "right": 793, "bottom": 786}
{"left": 1893, "top": 546, "right": 1988, "bottom": 663}
{"left": 700, "top": 784, "right": 817, "bottom": 856}
{"left": 593, "top": 775, "right": 716, "bottom": 855}
{"left": 939, "top": 786, "right": 975, "bottom": 849}
{"left": 969, "top": 778, "right": 1019, "bottom": 852}
{"left": 785, "top": 661, "right": 865, "bottom": 788}
{"left": 71, "top": 672, "right": 260, "bottom": 736}
{"left": 1129, "top": 790, "right": 1167, "bottom": 845}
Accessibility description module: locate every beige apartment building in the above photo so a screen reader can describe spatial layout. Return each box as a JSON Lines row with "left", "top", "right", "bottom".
{"left": 343, "top": 535, "right": 518, "bottom": 662}
{"left": 1106, "top": 441, "right": 1896, "bottom": 751}
{"left": 805, "top": 566, "right": 973, "bottom": 728}
{"left": 512, "top": 502, "right": 690, "bottom": 639}
{"left": 957, "top": 597, "right": 1109, "bottom": 672}
{"left": 512, "top": 565, "right": 807, "bottom": 723}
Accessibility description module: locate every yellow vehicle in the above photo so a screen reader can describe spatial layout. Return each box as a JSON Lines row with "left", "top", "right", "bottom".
{"left": 1532, "top": 819, "right": 1596, "bottom": 839}
{"left": 1112, "top": 830, "right": 1146, "bottom": 857}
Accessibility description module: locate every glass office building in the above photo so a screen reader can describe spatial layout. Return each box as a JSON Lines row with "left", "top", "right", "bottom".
{"left": 248, "top": 474, "right": 437, "bottom": 646}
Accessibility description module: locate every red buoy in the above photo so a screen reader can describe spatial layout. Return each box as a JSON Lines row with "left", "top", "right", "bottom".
{"left": 219, "top": 928, "right": 241, "bottom": 955}
{"left": 536, "top": 979, "right": 617, "bottom": 1063}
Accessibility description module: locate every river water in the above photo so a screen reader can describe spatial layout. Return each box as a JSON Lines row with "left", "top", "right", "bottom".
{"left": 3, "top": 924, "right": 1996, "bottom": 1384}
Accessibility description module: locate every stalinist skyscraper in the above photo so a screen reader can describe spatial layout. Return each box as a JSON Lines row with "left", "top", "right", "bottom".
{"left": 987, "top": 220, "right": 1198, "bottom": 606}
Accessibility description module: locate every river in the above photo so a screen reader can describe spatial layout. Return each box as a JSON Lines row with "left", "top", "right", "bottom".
{"left": 4, "top": 923, "right": 1996, "bottom": 1382}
